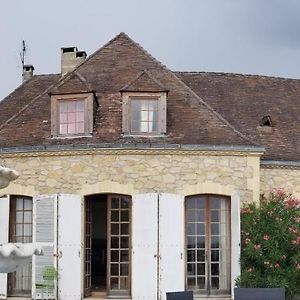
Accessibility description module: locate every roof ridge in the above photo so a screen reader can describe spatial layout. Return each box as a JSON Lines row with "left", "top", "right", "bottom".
{"left": 175, "top": 71, "right": 300, "bottom": 81}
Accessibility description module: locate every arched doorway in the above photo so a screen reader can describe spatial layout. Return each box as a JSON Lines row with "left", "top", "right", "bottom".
{"left": 84, "top": 194, "right": 131, "bottom": 298}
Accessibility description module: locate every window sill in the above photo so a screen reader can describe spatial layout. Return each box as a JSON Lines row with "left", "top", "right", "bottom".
{"left": 122, "top": 133, "right": 166, "bottom": 138}
{"left": 50, "top": 134, "right": 93, "bottom": 140}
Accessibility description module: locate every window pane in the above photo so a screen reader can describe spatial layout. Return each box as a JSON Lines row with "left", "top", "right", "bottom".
{"left": 76, "top": 101, "right": 85, "bottom": 111}
{"left": 60, "top": 124, "right": 68, "bottom": 134}
{"left": 120, "top": 264, "right": 128, "bottom": 276}
{"left": 24, "top": 224, "right": 32, "bottom": 236}
{"left": 188, "top": 223, "right": 196, "bottom": 235}
{"left": 187, "top": 264, "right": 196, "bottom": 276}
{"left": 211, "top": 223, "right": 219, "bottom": 235}
{"left": 121, "top": 224, "right": 129, "bottom": 235}
{"left": 121, "top": 210, "right": 129, "bottom": 222}
{"left": 16, "top": 211, "right": 23, "bottom": 223}
{"left": 76, "top": 112, "right": 84, "bottom": 122}
{"left": 111, "top": 198, "right": 120, "bottom": 209}
{"left": 24, "top": 211, "right": 32, "bottom": 223}
{"left": 211, "top": 263, "right": 219, "bottom": 276}
{"left": 111, "top": 250, "right": 119, "bottom": 262}
{"left": 111, "top": 223, "right": 119, "bottom": 235}
{"left": 68, "top": 123, "right": 76, "bottom": 134}
{"left": 67, "top": 101, "right": 76, "bottom": 111}
{"left": 120, "top": 250, "right": 129, "bottom": 262}
{"left": 187, "top": 277, "right": 196, "bottom": 289}
{"left": 16, "top": 199, "right": 23, "bottom": 210}
{"left": 197, "top": 250, "right": 205, "bottom": 262}
{"left": 111, "top": 264, "right": 119, "bottom": 276}
{"left": 24, "top": 199, "right": 32, "bottom": 210}
{"left": 197, "top": 263, "right": 205, "bottom": 276}
{"left": 197, "top": 277, "right": 205, "bottom": 289}
{"left": 120, "top": 277, "right": 129, "bottom": 289}
{"left": 111, "top": 237, "right": 119, "bottom": 248}
{"left": 187, "top": 250, "right": 196, "bottom": 262}
{"left": 76, "top": 122, "right": 84, "bottom": 133}
{"left": 60, "top": 102, "right": 68, "bottom": 112}
{"left": 187, "top": 236, "right": 196, "bottom": 249}
{"left": 60, "top": 113, "right": 67, "bottom": 123}
{"left": 110, "top": 277, "right": 119, "bottom": 290}
{"left": 131, "top": 120, "right": 140, "bottom": 132}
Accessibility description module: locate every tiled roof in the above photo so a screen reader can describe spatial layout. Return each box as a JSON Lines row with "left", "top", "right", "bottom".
{"left": 1, "top": 33, "right": 298, "bottom": 161}
{"left": 176, "top": 72, "right": 300, "bottom": 161}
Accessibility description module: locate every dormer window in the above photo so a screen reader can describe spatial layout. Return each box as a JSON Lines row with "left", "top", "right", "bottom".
{"left": 59, "top": 100, "right": 85, "bottom": 134}
{"left": 122, "top": 92, "right": 167, "bottom": 136}
{"left": 51, "top": 93, "right": 95, "bottom": 138}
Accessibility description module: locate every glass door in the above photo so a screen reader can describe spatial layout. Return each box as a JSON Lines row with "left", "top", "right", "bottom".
{"left": 185, "top": 194, "right": 231, "bottom": 296}
{"left": 108, "top": 195, "right": 131, "bottom": 296}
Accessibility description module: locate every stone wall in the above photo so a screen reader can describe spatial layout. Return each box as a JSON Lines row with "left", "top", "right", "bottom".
{"left": 260, "top": 167, "right": 300, "bottom": 198}
{"left": 1, "top": 151, "right": 260, "bottom": 203}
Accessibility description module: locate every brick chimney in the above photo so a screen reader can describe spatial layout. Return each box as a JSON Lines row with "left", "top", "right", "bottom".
{"left": 61, "top": 47, "right": 87, "bottom": 75}
{"left": 22, "top": 65, "right": 34, "bottom": 82}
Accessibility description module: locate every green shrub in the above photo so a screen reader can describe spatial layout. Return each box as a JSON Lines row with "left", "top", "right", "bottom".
{"left": 236, "top": 189, "right": 300, "bottom": 299}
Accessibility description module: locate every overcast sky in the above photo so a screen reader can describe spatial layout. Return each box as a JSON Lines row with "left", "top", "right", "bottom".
{"left": 1, "top": 0, "right": 300, "bottom": 100}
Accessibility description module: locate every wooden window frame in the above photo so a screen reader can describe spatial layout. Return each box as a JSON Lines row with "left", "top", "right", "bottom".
{"left": 51, "top": 93, "right": 95, "bottom": 138}
{"left": 122, "top": 92, "right": 167, "bottom": 136}
{"left": 185, "top": 194, "right": 231, "bottom": 297}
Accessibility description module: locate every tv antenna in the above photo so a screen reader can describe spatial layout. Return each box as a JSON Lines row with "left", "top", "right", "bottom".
{"left": 20, "top": 40, "right": 27, "bottom": 68}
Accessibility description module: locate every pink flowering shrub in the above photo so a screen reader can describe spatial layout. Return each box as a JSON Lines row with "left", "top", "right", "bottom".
{"left": 236, "top": 189, "right": 300, "bottom": 299}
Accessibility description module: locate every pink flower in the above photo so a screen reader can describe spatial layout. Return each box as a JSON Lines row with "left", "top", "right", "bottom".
{"left": 247, "top": 267, "right": 253, "bottom": 273}
{"left": 292, "top": 240, "right": 297, "bottom": 245}
{"left": 284, "top": 195, "right": 300, "bottom": 209}
{"left": 254, "top": 244, "right": 261, "bottom": 250}
{"left": 263, "top": 235, "right": 270, "bottom": 241}
{"left": 296, "top": 264, "right": 300, "bottom": 270}
{"left": 275, "top": 263, "right": 280, "bottom": 268}
{"left": 271, "top": 188, "right": 287, "bottom": 199}
{"left": 297, "top": 236, "right": 300, "bottom": 245}
{"left": 294, "top": 217, "right": 300, "bottom": 224}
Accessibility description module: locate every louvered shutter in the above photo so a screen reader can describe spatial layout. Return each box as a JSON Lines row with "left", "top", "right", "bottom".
{"left": 57, "top": 194, "right": 82, "bottom": 300}
{"left": 32, "top": 195, "right": 58, "bottom": 300}
{"left": 159, "top": 193, "right": 185, "bottom": 300}
{"left": 132, "top": 193, "right": 158, "bottom": 300}
{"left": 231, "top": 192, "right": 241, "bottom": 298}
{"left": 0, "top": 196, "right": 9, "bottom": 299}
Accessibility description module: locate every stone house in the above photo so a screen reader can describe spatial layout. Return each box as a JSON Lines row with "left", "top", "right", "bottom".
{"left": 0, "top": 32, "right": 299, "bottom": 300}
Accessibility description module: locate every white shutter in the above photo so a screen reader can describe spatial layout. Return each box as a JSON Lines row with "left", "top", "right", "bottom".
{"left": 132, "top": 193, "right": 158, "bottom": 300}
{"left": 231, "top": 192, "right": 241, "bottom": 298}
{"left": 159, "top": 193, "right": 185, "bottom": 300}
{"left": 32, "top": 194, "right": 58, "bottom": 300}
{"left": 57, "top": 194, "right": 82, "bottom": 300}
{"left": 0, "top": 196, "right": 9, "bottom": 299}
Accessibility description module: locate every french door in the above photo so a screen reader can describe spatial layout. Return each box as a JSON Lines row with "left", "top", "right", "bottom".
{"left": 185, "top": 195, "right": 231, "bottom": 296}
{"left": 84, "top": 194, "right": 131, "bottom": 297}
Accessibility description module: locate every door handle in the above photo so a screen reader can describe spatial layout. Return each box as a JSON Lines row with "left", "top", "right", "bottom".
{"left": 53, "top": 251, "right": 62, "bottom": 258}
